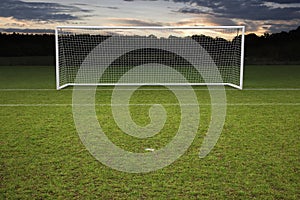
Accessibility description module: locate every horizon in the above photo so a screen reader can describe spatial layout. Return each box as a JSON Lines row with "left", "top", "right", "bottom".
{"left": 0, "top": 0, "right": 300, "bottom": 36}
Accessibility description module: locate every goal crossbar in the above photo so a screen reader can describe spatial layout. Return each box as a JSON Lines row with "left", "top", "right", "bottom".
{"left": 56, "top": 25, "right": 245, "bottom": 29}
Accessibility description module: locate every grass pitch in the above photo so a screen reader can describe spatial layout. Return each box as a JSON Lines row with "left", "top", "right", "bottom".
{"left": 0, "top": 65, "right": 299, "bottom": 199}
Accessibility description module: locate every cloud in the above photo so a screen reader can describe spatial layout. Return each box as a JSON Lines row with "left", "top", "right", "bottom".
{"left": 123, "top": 0, "right": 300, "bottom": 21}
{"left": 121, "top": 0, "right": 300, "bottom": 34}
{"left": 262, "top": 20, "right": 300, "bottom": 33}
{"left": 169, "top": 16, "right": 236, "bottom": 27}
{"left": 178, "top": 7, "right": 206, "bottom": 14}
{"left": 73, "top": 3, "right": 119, "bottom": 10}
{"left": 96, "top": 6, "right": 119, "bottom": 10}
{"left": 263, "top": 1, "right": 300, "bottom": 9}
{"left": 0, "top": 28, "right": 54, "bottom": 34}
{"left": 124, "top": 0, "right": 160, "bottom": 1}
{"left": 110, "top": 18, "right": 164, "bottom": 26}
{"left": 0, "top": 0, "right": 92, "bottom": 21}
{"left": 175, "top": 0, "right": 300, "bottom": 20}
{"left": 105, "top": 6, "right": 119, "bottom": 10}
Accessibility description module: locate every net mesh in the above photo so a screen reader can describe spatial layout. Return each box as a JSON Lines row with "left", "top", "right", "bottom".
{"left": 56, "top": 27, "right": 243, "bottom": 88}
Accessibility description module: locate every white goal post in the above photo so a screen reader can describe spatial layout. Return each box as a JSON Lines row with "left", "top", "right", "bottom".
{"left": 55, "top": 26, "right": 245, "bottom": 90}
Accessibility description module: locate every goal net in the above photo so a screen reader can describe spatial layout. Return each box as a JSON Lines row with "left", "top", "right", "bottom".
{"left": 55, "top": 26, "right": 245, "bottom": 90}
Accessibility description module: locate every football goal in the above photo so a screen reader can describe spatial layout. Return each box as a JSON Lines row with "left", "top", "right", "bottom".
{"left": 55, "top": 26, "right": 245, "bottom": 90}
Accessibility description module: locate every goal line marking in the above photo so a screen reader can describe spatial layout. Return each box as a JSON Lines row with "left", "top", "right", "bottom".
{"left": 0, "top": 88, "right": 300, "bottom": 91}
{"left": 1, "top": 103, "right": 299, "bottom": 107}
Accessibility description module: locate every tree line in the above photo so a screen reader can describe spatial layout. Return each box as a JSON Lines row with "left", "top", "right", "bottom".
{"left": 0, "top": 26, "right": 299, "bottom": 65}
{"left": 245, "top": 26, "right": 300, "bottom": 64}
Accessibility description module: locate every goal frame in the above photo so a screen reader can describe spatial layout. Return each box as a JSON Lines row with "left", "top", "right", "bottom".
{"left": 55, "top": 26, "right": 245, "bottom": 90}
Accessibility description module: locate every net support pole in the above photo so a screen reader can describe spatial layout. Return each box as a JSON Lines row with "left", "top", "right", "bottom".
{"left": 55, "top": 27, "right": 60, "bottom": 90}
{"left": 239, "top": 26, "right": 245, "bottom": 90}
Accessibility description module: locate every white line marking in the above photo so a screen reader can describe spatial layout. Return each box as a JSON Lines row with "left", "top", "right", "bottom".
{"left": 0, "top": 88, "right": 300, "bottom": 91}
{"left": 0, "top": 103, "right": 299, "bottom": 107}
{"left": 0, "top": 89, "right": 57, "bottom": 91}
{"left": 244, "top": 88, "right": 300, "bottom": 91}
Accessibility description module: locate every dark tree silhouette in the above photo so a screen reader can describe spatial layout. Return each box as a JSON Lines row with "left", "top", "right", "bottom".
{"left": 0, "top": 32, "right": 54, "bottom": 57}
{"left": 245, "top": 26, "right": 300, "bottom": 64}
{"left": 0, "top": 26, "right": 300, "bottom": 65}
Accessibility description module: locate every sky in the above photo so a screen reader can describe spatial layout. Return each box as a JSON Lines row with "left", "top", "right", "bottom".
{"left": 0, "top": 0, "right": 299, "bottom": 35}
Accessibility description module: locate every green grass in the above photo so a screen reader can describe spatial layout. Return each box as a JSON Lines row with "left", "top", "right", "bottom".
{"left": 0, "top": 65, "right": 299, "bottom": 199}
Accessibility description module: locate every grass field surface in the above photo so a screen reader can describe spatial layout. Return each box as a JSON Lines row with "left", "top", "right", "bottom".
{"left": 0, "top": 65, "right": 299, "bottom": 199}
